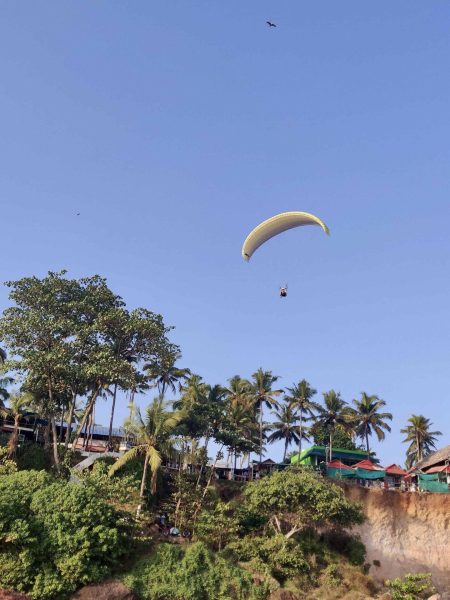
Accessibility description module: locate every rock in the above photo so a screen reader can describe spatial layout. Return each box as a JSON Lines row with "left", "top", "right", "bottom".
{"left": 70, "top": 580, "right": 137, "bottom": 600}
{"left": 0, "top": 591, "right": 32, "bottom": 600}
{"left": 427, "top": 595, "right": 442, "bottom": 600}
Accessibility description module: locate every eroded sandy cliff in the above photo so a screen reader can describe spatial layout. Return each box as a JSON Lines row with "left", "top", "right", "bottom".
{"left": 343, "top": 485, "right": 449, "bottom": 592}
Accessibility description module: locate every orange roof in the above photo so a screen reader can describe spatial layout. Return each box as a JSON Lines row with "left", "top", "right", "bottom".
{"left": 353, "top": 459, "right": 384, "bottom": 471}
{"left": 385, "top": 464, "right": 407, "bottom": 476}
{"left": 425, "top": 465, "right": 450, "bottom": 474}
{"left": 327, "top": 459, "right": 354, "bottom": 469}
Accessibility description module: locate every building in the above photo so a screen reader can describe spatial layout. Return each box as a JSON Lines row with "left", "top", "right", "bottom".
{"left": 291, "top": 445, "right": 369, "bottom": 468}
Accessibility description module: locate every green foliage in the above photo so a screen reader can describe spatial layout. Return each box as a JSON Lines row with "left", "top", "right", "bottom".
{"left": 16, "top": 442, "right": 48, "bottom": 471}
{"left": 196, "top": 501, "right": 239, "bottom": 550}
{"left": 226, "top": 535, "right": 310, "bottom": 583}
{"left": 0, "top": 445, "right": 17, "bottom": 475}
{"left": 386, "top": 572, "right": 436, "bottom": 600}
{"left": 243, "top": 469, "right": 364, "bottom": 536}
{"left": 80, "top": 458, "right": 141, "bottom": 504}
{"left": 0, "top": 469, "right": 132, "bottom": 599}
{"left": 323, "top": 563, "right": 342, "bottom": 586}
{"left": 309, "top": 421, "right": 359, "bottom": 450}
{"left": 324, "top": 530, "right": 366, "bottom": 566}
{"left": 122, "top": 542, "right": 268, "bottom": 600}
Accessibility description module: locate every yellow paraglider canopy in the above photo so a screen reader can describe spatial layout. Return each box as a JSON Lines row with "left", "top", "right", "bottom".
{"left": 242, "top": 211, "right": 330, "bottom": 261}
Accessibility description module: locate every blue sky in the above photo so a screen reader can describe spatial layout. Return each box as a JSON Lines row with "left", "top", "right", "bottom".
{"left": 1, "top": 1, "right": 449, "bottom": 465}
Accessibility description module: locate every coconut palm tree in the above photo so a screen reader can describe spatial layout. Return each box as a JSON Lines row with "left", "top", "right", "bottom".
{"left": 268, "top": 403, "right": 307, "bottom": 462}
{"left": 146, "top": 349, "right": 191, "bottom": 398}
{"left": 284, "top": 379, "right": 318, "bottom": 462}
{"left": 0, "top": 392, "right": 32, "bottom": 457}
{"left": 401, "top": 415, "right": 442, "bottom": 468}
{"left": 314, "top": 390, "right": 351, "bottom": 462}
{"left": 250, "top": 368, "right": 283, "bottom": 464}
{"left": 349, "top": 393, "right": 392, "bottom": 457}
{"left": 109, "top": 397, "right": 182, "bottom": 514}
{"left": 0, "top": 376, "right": 14, "bottom": 407}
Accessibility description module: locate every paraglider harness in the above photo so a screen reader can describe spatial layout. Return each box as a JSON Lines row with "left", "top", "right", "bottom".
{"left": 279, "top": 284, "right": 288, "bottom": 298}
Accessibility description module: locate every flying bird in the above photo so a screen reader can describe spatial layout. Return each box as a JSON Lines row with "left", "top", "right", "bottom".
{"left": 266, "top": 21, "right": 277, "bottom": 28}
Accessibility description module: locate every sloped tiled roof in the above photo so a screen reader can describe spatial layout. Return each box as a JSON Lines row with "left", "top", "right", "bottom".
{"left": 416, "top": 445, "right": 450, "bottom": 470}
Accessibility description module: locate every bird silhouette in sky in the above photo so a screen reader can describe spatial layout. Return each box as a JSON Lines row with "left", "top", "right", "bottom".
{"left": 76, "top": 212, "right": 80, "bottom": 216}
{"left": 266, "top": 21, "right": 277, "bottom": 28}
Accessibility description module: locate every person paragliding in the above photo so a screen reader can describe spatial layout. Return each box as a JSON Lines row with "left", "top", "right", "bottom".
{"left": 279, "top": 284, "right": 288, "bottom": 298}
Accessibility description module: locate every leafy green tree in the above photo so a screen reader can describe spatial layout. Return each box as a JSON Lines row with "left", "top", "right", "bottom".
{"left": 348, "top": 393, "right": 392, "bottom": 456}
{"left": 0, "top": 470, "right": 131, "bottom": 599}
{"left": 250, "top": 368, "right": 283, "bottom": 464}
{"left": 309, "top": 421, "right": 359, "bottom": 451}
{"left": 313, "top": 390, "right": 352, "bottom": 461}
{"left": 0, "top": 392, "right": 32, "bottom": 457}
{"left": 284, "top": 379, "right": 318, "bottom": 460}
{"left": 196, "top": 501, "right": 239, "bottom": 551}
{"left": 109, "top": 397, "right": 182, "bottom": 513}
{"left": 0, "top": 446, "right": 17, "bottom": 475}
{"left": 268, "top": 403, "right": 302, "bottom": 462}
{"left": 401, "top": 415, "right": 442, "bottom": 468}
{"left": 243, "top": 469, "right": 364, "bottom": 539}
{"left": 0, "top": 375, "right": 14, "bottom": 406}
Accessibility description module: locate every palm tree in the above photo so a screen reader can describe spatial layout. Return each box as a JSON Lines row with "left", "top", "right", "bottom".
{"left": 146, "top": 349, "right": 191, "bottom": 398}
{"left": 109, "top": 397, "right": 182, "bottom": 514}
{"left": 314, "top": 390, "right": 351, "bottom": 462}
{"left": 349, "top": 393, "right": 392, "bottom": 457}
{"left": 401, "top": 415, "right": 442, "bottom": 468}
{"left": 284, "top": 379, "right": 318, "bottom": 462}
{"left": 0, "top": 392, "right": 32, "bottom": 457}
{"left": 250, "top": 369, "right": 283, "bottom": 464}
{"left": 0, "top": 376, "right": 14, "bottom": 407}
{"left": 268, "top": 403, "right": 307, "bottom": 462}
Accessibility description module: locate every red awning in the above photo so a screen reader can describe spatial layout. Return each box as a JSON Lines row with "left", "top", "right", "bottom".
{"left": 353, "top": 459, "right": 384, "bottom": 471}
{"left": 385, "top": 464, "right": 407, "bottom": 476}
{"left": 327, "top": 459, "right": 354, "bottom": 469}
{"left": 425, "top": 465, "right": 450, "bottom": 474}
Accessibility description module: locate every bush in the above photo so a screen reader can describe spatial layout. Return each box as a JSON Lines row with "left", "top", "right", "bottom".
{"left": 0, "top": 470, "right": 133, "bottom": 599}
{"left": 0, "top": 446, "right": 17, "bottom": 475}
{"left": 324, "top": 530, "right": 366, "bottom": 566}
{"left": 226, "top": 535, "right": 310, "bottom": 583}
{"left": 16, "top": 443, "right": 48, "bottom": 471}
{"left": 122, "top": 542, "right": 268, "bottom": 600}
{"left": 386, "top": 572, "right": 436, "bottom": 600}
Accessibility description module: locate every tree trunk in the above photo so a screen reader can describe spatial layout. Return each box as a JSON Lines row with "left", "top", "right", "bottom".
{"left": 283, "top": 437, "right": 288, "bottom": 463}
{"left": 8, "top": 415, "right": 20, "bottom": 458}
{"left": 329, "top": 430, "right": 333, "bottom": 462}
{"left": 107, "top": 382, "right": 118, "bottom": 448}
{"left": 59, "top": 407, "right": 65, "bottom": 443}
{"left": 297, "top": 410, "right": 303, "bottom": 463}
{"left": 365, "top": 429, "right": 370, "bottom": 458}
{"left": 73, "top": 385, "right": 101, "bottom": 449}
{"left": 65, "top": 391, "right": 77, "bottom": 448}
{"left": 137, "top": 452, "right": 150, "bottom": 517}
{"left": 259, "top": 403, "right": 263, "bottom": 465}
{"left": 50, "top": 415, "right": 59, "bottom": 469}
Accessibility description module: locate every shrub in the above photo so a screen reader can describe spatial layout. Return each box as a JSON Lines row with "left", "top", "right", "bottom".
{"left": 122, "top": 542, "right": 268, "bottom": 600}
{"left": 16, "top": 442, "right": 48, "bottom": 471}
{"left": 386, "top": 572, "right": 436, "bottom": 600}
{"left": 0, "top": 446, "right": 17, "bottom": 475}
{"left": 196, "top": 501, "right": 239, "bottom": 550}
{"left": 226, "top": 535, "right": 310, "bottom": 583}
{"left": 0, "top": 470, "right": 132, "bottom": 599}
{"left": 325, "top": 530, "right": 366, "bottom": 566}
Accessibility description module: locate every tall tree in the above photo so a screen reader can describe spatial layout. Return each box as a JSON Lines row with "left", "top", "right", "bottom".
{"left": 145, "top": 348, "right": 190, "bottom": 398}
{"left": 0, "top": 392, "right": 32, "bottom": 457}
{"left": 0, "top": 376, "right": 14, "bottom": 407}
{"left": 284, "top": 379, "right": 318, "bottom": 461}
{"left": 268, "top": 403, "right": 305, "bottom": 462}
{"left": 401, "top": 415, "right": 442, "bottom": 468}
{"left": 109, "top": 397, "right": 182, "bottom": 514}
{"left": 314, "top": 390, "right": 351, "bottom": 462}
{"left": 250, "top": 368, "right": 283, "bottom": 464}
{"left": 349, "top": 393, "right": 392, "bottom": 456}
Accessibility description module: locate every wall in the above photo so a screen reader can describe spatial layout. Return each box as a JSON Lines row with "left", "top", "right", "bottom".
{"left": 343, "top": 485, "right": 450, "bottom": 592}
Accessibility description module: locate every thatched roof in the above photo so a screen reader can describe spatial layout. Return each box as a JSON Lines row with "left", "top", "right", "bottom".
{"left": 416, "top": 445, "right": 450, "bottom": 470}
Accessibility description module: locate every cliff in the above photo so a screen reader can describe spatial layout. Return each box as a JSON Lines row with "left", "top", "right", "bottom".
{"left": 343, "top": 485, "right": 450, "bottom": 592}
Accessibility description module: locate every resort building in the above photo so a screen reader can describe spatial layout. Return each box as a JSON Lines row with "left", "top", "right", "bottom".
{"left": 290, "top": 445, "right": 369, "bottom": 467}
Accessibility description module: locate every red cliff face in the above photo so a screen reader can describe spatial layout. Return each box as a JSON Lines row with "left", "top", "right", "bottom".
{"left": 343, "top": 485, "right": 450, "bottom": 592}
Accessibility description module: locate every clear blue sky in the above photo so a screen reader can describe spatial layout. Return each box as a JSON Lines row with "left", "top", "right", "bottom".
{"left": 1, "top": 1, "right": 449, "bottom": 466}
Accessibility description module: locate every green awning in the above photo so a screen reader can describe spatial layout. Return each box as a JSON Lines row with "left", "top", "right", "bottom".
{"left": 356, "top": 468, "right": 385, "bottom": 480}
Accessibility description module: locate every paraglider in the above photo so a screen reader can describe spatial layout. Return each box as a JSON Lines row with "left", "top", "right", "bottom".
{"left": 279, "top": 284, "right": 288, "bottom": 298}
{"left": 242, "top": 211, "right": 329, "bottom": 262}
